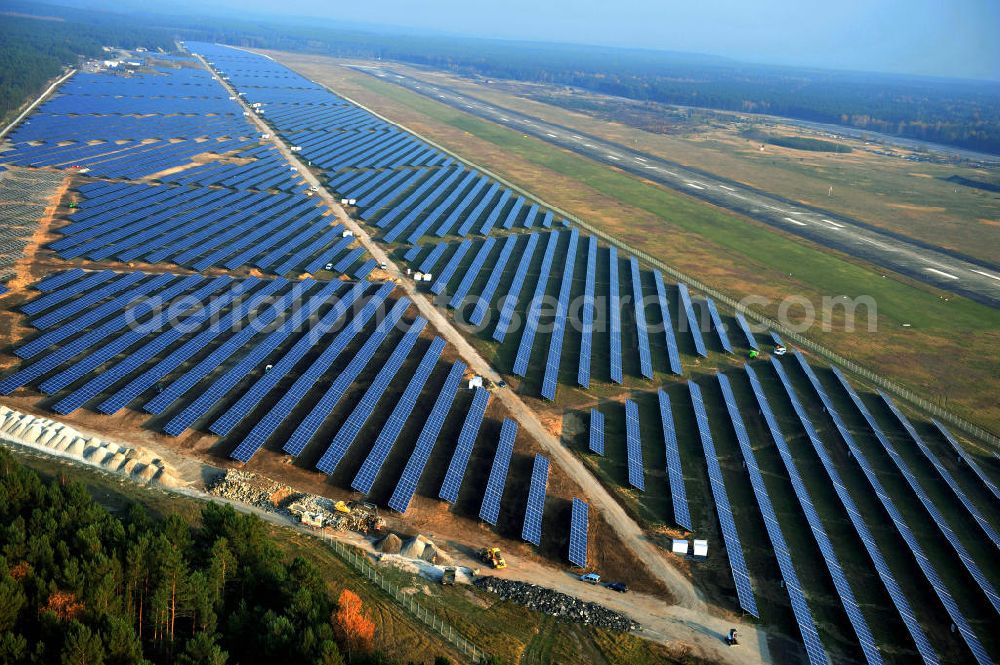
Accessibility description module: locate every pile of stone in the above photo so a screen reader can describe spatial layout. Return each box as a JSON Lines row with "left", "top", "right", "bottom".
{"left": 399, "top": 534, "right": 453, "bottom": 565}
{"left": 0, "top": 405, "right": 179, "bottom": 486}
{"left": 208, "top": 469, "right": 385, "bottom": 533}
{"left": 207, "top": 469, "right": 281, "bottom": 509}
{"left": 473, "top": 578, "right": 639, "bottom": 632}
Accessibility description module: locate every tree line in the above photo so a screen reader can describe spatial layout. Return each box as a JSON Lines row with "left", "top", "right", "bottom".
{"left": 0, "top": 449, "right": 461, "bottom": 665}
{"left": 0, "top": 14, "right": 173, "bottom": 122}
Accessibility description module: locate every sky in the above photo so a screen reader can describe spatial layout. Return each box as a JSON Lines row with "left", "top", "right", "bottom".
{"left": 77, "top": 0, "right": 1000, "bottom": 80}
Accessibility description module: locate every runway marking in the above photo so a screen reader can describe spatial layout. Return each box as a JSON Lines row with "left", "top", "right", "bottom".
{"left": 645, "top": 165, "right": 661, "bottom": 170}
{"left": 783, "top": 217, "right": 807, "bottom": 226}
{"left": 686, "top": 182, "right": 705, "bottom": 190}
{"left": 546, "top": 133, "right": 557, "bottom": 138}
{"left": 821, "top": 219, "right": 845, "bottom": 229}
{"left": 584, "top": 143, "right": 595, "bottom": 148}
{"left": 635, "top": 157, "right": 647, "bottom": 163}
{"left": 607, "top": 154, "right": 621, "bottom": 160}
{"left": 718, "top": 185, "right": 735, "bottom": 191}
{"left": 500, "top": 117, "right": 509, "bottom": 122}
{"left": 926, "top": 268, "right": 959, "bottom": 280}
{"left": 664, "top": 171, "right": 679, "bottom": 176}
{"left": 971, "top": 269, "right": 1000, "bottom": 282}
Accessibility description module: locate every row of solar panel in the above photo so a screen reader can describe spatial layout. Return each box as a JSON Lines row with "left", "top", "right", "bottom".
{"left": 404, "top": 234, "right": 762, "bottom": 397}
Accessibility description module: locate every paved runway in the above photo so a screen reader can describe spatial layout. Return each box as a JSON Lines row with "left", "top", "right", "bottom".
{"left": 352, "top": 65, "right": 1000, "bottom": 309}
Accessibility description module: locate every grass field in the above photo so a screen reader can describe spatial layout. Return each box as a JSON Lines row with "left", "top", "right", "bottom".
{"left": 374, "top": 65, "right": 1000, "bottom": 267}
{"left": 271, "top": 52, "right": 1000, "bottom": 436}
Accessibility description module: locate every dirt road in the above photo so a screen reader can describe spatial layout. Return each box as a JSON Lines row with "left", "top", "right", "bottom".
{"left": 198, "top": 52, "right": 772, "bottom": 664}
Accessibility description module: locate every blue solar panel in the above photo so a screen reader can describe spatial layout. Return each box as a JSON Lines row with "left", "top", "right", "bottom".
{"left": 439, "top": 386, "right": 491, "bottom": 503}
{"left": 608, "top": 247, "right": 623, "bottom": 383}
{"left": 492, "top": 233, "right": 539, "bottom": 342}
{"left": 387, "top": 360, "right": 467, "bottom": 513}
{"left": 735, "top": 313, "right": 759, "bottom": 350}
{"left": 688, "top": 380, "right": 758, "bottom": 617}
{"left": 705, "top": 298, "right": 733, "bottom": 353}
{"left": 430, "top": 239, "right": 472, "bottom": 295}
{"left": 512, "top": 231, "right": 560, "bottom": 377}
{"left": 418, "top": 243, "right": 448, "bottom": 274}
{"left": 51, "top": 277, "right": 254, "bottom": 414}
{"left": 98, "top": 278, "right": 289, "bottom": 414}
{"left": 624, "top": 399, "right": 645, "bottom": 490}
{"left": 145, "top": 279, "right": 320, "bottom": 415}
{"left": 313, "top": 315, "right": 426, "bottom": 473}
{"left": 34, "top": 268, "right": 85, "bottom": 292}
{"left": 577, "top": 236, "right": 597, "bottom": 387}
{"left": 278, "top": 288, "right": 405, "bottom": 458}
{"left": 629, "top": 257, "right": 654, "bottom": 378}
{"left": 823, "top": 363, "right": 1000, "bottom": 615}
{"left": 717, "top": 374, "right": 828, "bottom": 665}
{"left": 588, "top": 408, "right": 604, "bottom": 455}
{"left": 20, "top": 270, "right": 116, "bottom": 315}
{"left": 468, "top": 234, "right": 518, "bottom": 326}
{"left": 479, "top": 418, "right": 517, "bottom": 525}
{"left": 159, "top": 280, "right": 344, "bottom": 433}
{"left": 934, "top": 419, "right": 1000, "bottom": 502}
{"left": 653, "top": 271, "right": 682, "bottom": 375}
{"left": 32, "top": 272, "right": 147, "bottom": 329}
{"left": 677, "top": 284, "right": 707, "bottom": 357}
{"left": 788, "top": 356, "right": 989, "bottom": 664}
{"left": 449, "top": 237, "right": 495, "bottom": 308}
{"left": 352, "top": 337, "right": 446, "bottom": 494}
{"left": 214, "top": 281, "right": 389, "bottom": 439}
{"left": 522, "top": 454, "right": 549, "bottom": 546}
{"left": 541, "top": 229, "right": 579, "bottom": 399}
{"left": 568, "top": 498, "right": 588, "bottom": 568}
{"left": 744, "top": 365, "right": 887, "bottom": 665}
{"left": 656, "top": 389, "right": 691, "bottom": 531}
{"left": 768, "top": 361, "right": 938, "bottom": 663}
{"left": 879, "top": 393, "right": 1000, "bottom": 550}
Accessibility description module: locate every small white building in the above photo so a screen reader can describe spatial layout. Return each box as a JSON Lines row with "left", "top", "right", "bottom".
{"left": 671, "top": 539, "right": 689, "bottom": 555}
{"left": 692, "top": 539, "right": 709, "bottom": 558}
{"left": 468, "top": 376, "right": 484, "bottom": 389}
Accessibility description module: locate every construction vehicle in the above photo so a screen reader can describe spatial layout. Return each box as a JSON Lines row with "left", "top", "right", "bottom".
{"left": 441, "top": 567, "right": 456, "bottom": 585}
{"left": 479, "top": 547, "right": 507, "bottom": 569}
{"left": 334, "top": 500, "right": 351, "bottom": 514}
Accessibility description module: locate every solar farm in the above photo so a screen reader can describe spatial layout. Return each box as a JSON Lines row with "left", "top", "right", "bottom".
{"left": 0, "top": 41, "right": 996, "bottom": 665}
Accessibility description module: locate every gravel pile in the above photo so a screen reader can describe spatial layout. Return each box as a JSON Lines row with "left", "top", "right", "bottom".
{"left": 473, "top": 577, "right": 639, "bottom": 632}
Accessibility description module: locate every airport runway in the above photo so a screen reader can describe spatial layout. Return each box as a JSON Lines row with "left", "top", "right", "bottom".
{"left": 352, "top": 65, "right": 1000, "bottom": 309}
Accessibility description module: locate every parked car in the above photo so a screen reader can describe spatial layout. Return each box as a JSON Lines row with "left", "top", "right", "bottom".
{"left": 604, "top": 581, "right": 629, "bottom": 593}
{"left": 579, "top": 573, "right": 601, "bottom": 584}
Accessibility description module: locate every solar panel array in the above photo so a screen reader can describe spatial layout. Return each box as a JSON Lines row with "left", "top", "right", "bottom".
{"left": 878, "top": 391, "right": 1000, "bottom": 549}
{"left": 716, "top": 374, "right": 828, "bottom": 665}
{"left": 624, "top": 399, "right": 645, "bottom": 490}
{"left": 578, "top": 236, "right": 598, "bottom": 387}
{"left": 541, "top": 230, "right": 579, "bottom": 399}
{"left": 492, "top": 234, "right": 539, "bottom": 343}
{"left": 629, "top": 257, "right": 654, "bottom": 378}
{"left": 588, "top": 408, "right": 605, "bottom": 456}
{"left": 314, "top": 316, "right": 427, "bottom": 473}
{"left": 568, "top": 498, "right": 589, "bottom": 568}
{"left": 513, "top": 231, "right": 560, "bottom": 376}
{"left": 933, "top": 419, "right": 1000, "bottom": 502}
{"left": 522, "top": 454, "right": 549, "bottom": 546}
{"left": 744, "top": 364, "right": 887, "bottom": 664}
{"left": 824, "top": 364, "right": 1000, "bottom": 614}
{"left": 352, "top": 337, "right": 446, "bottom": 494}
{"left": 656, "top": 389, "right": 691, "bottom": 530}
{"left": 688, "top": 380, "right": 759, "bottom": 617}
{"left": 677, "top": 284, "right": 707, "bottom": 357}
{"left": 705, "top": 298, "right": 733, "bottom": 353}
{"left": 439, "top": 386, "right": 491, "bottom": 503}
{"left": 387, "top": 361, "right": 466, "bottom": 513}
{"left": 653, "top": 271, "right": 683, "bottom": 375}
{"left": 790, "top": 357, "right": 990, "bottom": 664}
{"left": 768, "top": 359, "right": 939, "bottom": 664}
{"left": 608, "top": 247, "right": 623, "bottom": 383}
{"left": 479, "top": 418, "right": 518, "bottom": 525}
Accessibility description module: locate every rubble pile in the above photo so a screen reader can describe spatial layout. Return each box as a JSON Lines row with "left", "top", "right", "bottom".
{"left": 207, "top": 469, "right": 386, "bottom": 533}
{"left": 473, "top": 578, "right": 639, "bottom": 632}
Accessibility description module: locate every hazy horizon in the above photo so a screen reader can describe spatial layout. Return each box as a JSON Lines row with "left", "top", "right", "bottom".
{"left": 82, "top": 0, "right": 1000, "bottom": 82}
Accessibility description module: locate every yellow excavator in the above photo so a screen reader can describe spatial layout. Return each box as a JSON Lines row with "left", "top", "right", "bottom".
{"left": 479, "top": 547, "right": 507, "bottom": 569}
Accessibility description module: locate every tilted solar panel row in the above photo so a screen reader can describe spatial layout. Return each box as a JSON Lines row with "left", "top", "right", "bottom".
{"left": 512, "top": 232, "right": 561, "bottom": 376}
{"left": 717, "top": 374, "right": 828, "bottom": 665}
{"left": 479, "top": 418, "right": 518, "bottom": 526}
{"left": 578, "top": 236, "right": 598, "bottom": 388}
{"left": 439, "top": 386, "right": 491, "bottom": 503}
{"left": 541, "top": 229, "right": 580, "bottom": 400}
{"left": 522, "top": 454, "right": 549, "bottom": 546}
{"left": 492, "top": 233, "right": 540, "bottom": 343}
